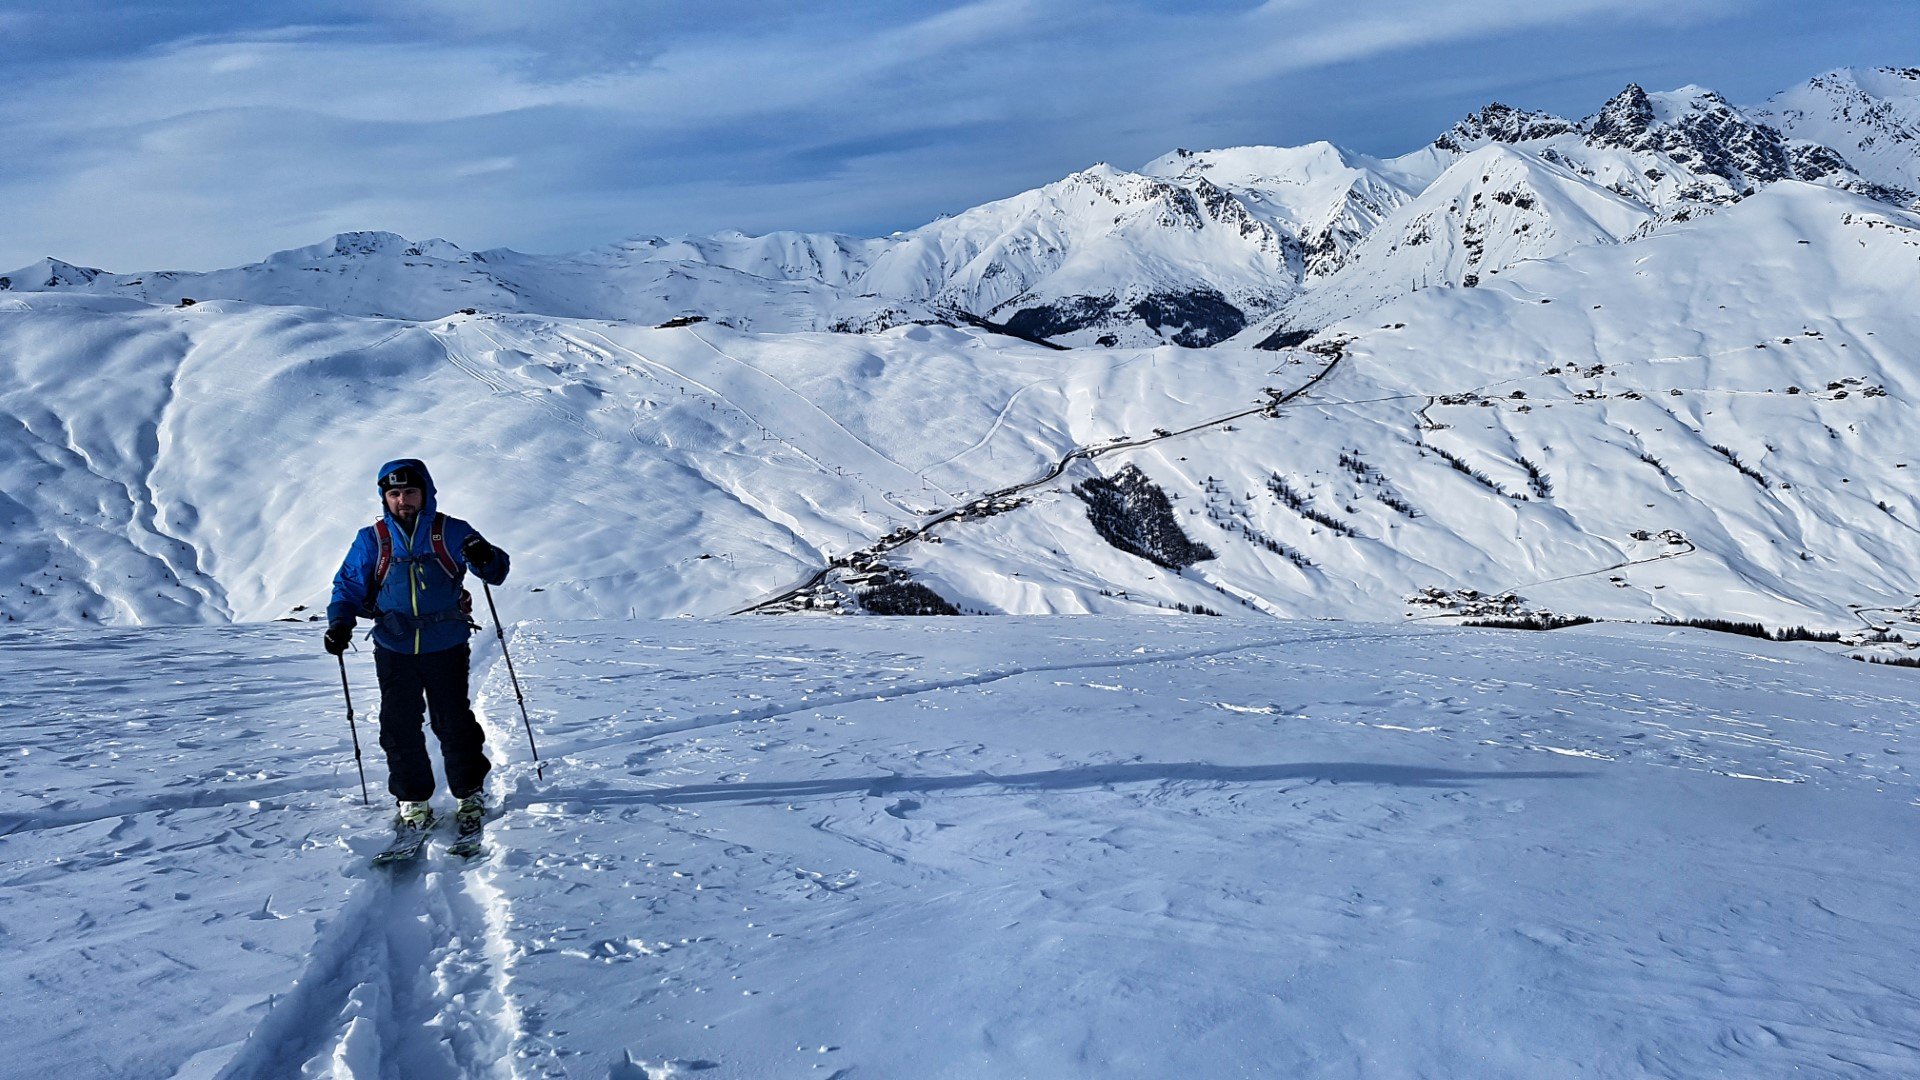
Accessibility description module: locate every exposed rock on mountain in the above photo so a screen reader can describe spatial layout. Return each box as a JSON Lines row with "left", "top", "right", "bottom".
{"left": 1433, "top": 103, "right": 1576, "bottom": 152}
{"left": 1757, "top": 66, "right": 1920, "bottom": 201}
{"left": 8, "top": 69, "right": 1918, "bottom": 349}
{"left": 1581, "top": 85, "right": 1840, "bottom": 193}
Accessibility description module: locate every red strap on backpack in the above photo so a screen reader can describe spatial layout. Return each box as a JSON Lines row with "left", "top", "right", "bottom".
{"left": 370, "top": 513, "right": 462, "bottom": 597}
{"left": 373, "top": 518, "right": 393, "bottom": 593}
{"left": 428, "top": 513, "right": 460, "bottom": 580}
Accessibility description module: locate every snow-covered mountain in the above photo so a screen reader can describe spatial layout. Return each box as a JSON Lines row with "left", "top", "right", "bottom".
{"left": 15, "top": 68, "right": 1914, "bottom": 348}
{"left": 3, "top": 67, "right": 1920, "bottom": 646}
{"left": 1271, "top": 143, "right": 1651, "bottom": 332}
{"left": 1756, "top": 66, "right": 1920, "bottom": 197}
{"left": 12, "top": 64, "right": 1920, "bottom": 1080}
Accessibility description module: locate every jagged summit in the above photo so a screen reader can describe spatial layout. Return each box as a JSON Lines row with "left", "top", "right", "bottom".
{"left": 1433, "top": 103, "right": 1575, "bottom": 152}
{"left": 1578, "top": 83, "right": 1826, "bottom": 192}
{"left": 7, "top": 67, "right": 1917, "bottom": 343}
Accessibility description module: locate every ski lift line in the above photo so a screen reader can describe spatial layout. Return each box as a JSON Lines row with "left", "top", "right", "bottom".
{"left": 563, "top": 327, "right": 859, "bottom": 480}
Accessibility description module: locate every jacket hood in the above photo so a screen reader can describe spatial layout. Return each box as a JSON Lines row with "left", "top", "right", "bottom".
{"left": 375, "top": 457, "right": 438, "bottom": 498}
{"left": 375, "top": 457, "right": 439, "bottom": 531}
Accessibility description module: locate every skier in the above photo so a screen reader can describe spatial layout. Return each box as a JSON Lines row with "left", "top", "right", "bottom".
{"left": 324, "top": 458, "right": 509, "bottom": 856}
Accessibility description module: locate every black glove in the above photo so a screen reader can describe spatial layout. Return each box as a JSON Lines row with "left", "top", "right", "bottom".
{"left": 324, "top": 622, "right": 354, "bottom": 656}
{"left": 462, "top": 534, "right": 495, "bottom": 569}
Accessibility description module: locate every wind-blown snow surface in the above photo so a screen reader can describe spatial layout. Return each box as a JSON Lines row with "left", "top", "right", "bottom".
{"left": 3, "top": 618, "right": 1916, "bottom": 1078}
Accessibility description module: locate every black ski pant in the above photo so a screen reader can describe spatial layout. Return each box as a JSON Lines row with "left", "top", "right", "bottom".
{"left": 374, "top": 643, "right": 491, "bottom": 802}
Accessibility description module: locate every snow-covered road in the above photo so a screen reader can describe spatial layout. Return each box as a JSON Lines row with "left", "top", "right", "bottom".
{"left": 3, "top": 618, "right": 1916, "bottom": 1078}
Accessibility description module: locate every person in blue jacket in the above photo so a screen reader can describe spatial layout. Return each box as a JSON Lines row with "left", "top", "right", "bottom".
{"left": 325, "top": 458, "right": 509, "bottom": 836}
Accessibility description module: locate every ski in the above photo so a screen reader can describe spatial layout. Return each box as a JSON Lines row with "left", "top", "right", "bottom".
{"left": 446, "top": 798, "right": 487, "bottom": 860}
{"left": 372, "top": 808, "right": 436, "bottom": 867}
{"left": 446, "top": 829, "right": 485, "bottom": 861}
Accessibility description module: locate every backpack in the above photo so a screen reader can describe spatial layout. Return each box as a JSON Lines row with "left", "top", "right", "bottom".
{"left": 366, "top": 511, "right": 474, "bottom": 619}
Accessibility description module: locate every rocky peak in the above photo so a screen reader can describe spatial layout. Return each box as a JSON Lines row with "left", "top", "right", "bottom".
{"left": 1584, "top": 85, "right": 1658, "bottom": 146}
{"left": 1582, "top": 83, "right": 1839, "bottom": 192}
{"left": 1434, "top": 103, "right": 1575, "bottom": 152}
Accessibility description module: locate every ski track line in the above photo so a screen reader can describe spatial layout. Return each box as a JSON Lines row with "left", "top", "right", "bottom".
{"left": 543, "top": 628, "right": 1411, "bottom": 761}
{"left": 916, "top": 372, "right": 1059, "bottom": 475}
{"left": 210, "top": 646, "right": 531, "bottom": 1080}
{"left": 210, "top": 861, "right": 521, "bottom": 1080}
{"left": 686, "top": 326, "right": 942, "bottom": 504}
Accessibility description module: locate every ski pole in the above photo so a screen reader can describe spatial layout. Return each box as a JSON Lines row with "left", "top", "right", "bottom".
{"left": 337, "top": 653, "right": 369, "bottom": 805}
{"left": 483, "top": 581, "right": 543, "bottom": 780}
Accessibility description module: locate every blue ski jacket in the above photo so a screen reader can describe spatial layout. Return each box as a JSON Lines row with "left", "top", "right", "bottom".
{"left": 327, "top": 458, "right": 509, "bottom": 654}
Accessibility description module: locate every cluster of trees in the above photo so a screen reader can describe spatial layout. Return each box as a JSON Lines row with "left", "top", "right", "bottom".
{"left": 858, "top": 582, "right": 961, "bottom": 616}
{"left": 1075, "top": 465, "right": 1217, "bottom": 570}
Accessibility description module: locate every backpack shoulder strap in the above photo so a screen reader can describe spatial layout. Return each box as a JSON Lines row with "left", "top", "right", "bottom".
{"left": 372, "top": 519, "right": 393, "bottom": 590}
{"left": 429, "top": 512, "right": 461, "bottom": 580}
{"left": 364, "top": 519, "right": 394, "bottom": 613}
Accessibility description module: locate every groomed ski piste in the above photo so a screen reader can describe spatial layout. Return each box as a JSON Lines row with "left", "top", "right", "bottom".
{"left": 4, "top": 615, "right": 1917, "bottom": 1078}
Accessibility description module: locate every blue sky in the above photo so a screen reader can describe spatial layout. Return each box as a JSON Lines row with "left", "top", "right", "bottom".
{"left": 0, "top": 0, "right": 1913, "bottom": 271}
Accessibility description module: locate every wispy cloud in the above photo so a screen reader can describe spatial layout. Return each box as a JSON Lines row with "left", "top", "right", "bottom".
{"left": 0, "top": 0, "right": 1902, "bottom": 271}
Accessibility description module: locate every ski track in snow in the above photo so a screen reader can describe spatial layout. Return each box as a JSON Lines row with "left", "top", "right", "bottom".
{"left": 5, "top": 617, "right": 1920, "bottom": 1078}
{"left": 212, "top": 636, "right": 527, "bottom": 1080}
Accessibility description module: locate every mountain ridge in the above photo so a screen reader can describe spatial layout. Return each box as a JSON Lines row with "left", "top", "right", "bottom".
{"left": 2, "top": 67, "right": 1918, "bottom": 646}
{"left": 10, "top": 67, "right": 1915, "bottom": 347}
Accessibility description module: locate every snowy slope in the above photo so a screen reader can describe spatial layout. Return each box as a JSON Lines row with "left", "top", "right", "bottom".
{"left": 0, "top": 231, "right": 925, "bottom": 333}
{"left": 5, "top": 68, "right": 1920, "bottom": 638}
{"left": 5, "top": 178, "right": 1920, "bottom": 635}
{"left": 1755, "top": 66, "right": 1920, "bottom": 198}
{"left": 1274, "top": 143, "right": 1651, "bottom": 331}
{"left": 895, "top": 182, "right": 1920, "bottom": 631}
{"left": 4, "top": 618, "right": 1917, "bottom": 1078}
{"left": 0, "top": 296, "right": 1269, "bottom": 624}
{"left": 854, "top": 163, "right": 1299, "bottom": 347}
{"left": 1138, "top": 142, "right": 1434, "bottom": 278}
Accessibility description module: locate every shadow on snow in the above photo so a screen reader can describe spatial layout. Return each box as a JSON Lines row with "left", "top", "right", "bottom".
{"left": 541, "top": 761, "right": 1589, "bottom": 810}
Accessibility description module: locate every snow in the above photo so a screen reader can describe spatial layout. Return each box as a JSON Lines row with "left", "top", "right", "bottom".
{"left": 7, "top": 63, "right": 1920, "bottom": 1077}
{"left": 4, "top": 617, "right": 1917, "bottom": 1077}
{"left": 1758, "top": 67, "right": 1920, "bottom": 196}
{"left": 7, "top": 178, "right": 1920, "bottom": 633}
